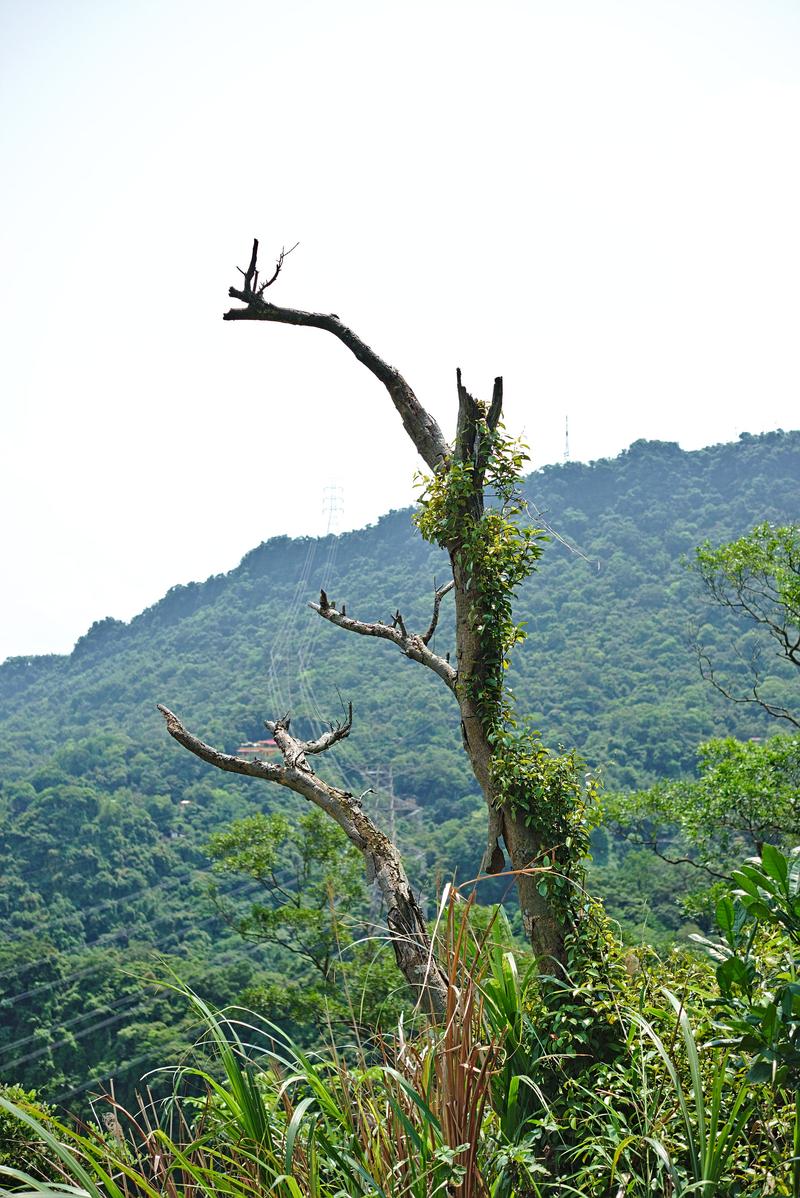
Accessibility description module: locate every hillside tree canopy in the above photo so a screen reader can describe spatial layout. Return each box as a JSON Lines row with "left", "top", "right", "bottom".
{"left": 606, "top": 522, "right": 800, "bottom": 900}
{"left": 693, "top": 522, "right": 800, "bottom": 728}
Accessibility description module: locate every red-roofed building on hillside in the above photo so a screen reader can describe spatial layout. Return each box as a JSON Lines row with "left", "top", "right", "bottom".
{"left": 235, "top": 739, "right": 280, "bottom": 760}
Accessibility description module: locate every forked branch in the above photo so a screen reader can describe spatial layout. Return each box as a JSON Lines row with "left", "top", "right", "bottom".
{"left": 264, "top": 705, "right": 354, "bottom": 771}
{"left": 310, "top": 592, "right": 456, "bottom": 690}
{"left": 218, "top": 245, "right": 573, "bottom": 964}
{"left": 158, "top": 704, "right": 287, "bottom": 784}
{"left": 299, "top": 701, "right": 354, "bottom": 756}
{"left": 158, "top": 704, "right": 357, "bottom": 834}
{"left": 238, "top": 238, "right": 300, "bottom": 296}
{"left": 696, "top": 648, "right": 800, "bottom": 728}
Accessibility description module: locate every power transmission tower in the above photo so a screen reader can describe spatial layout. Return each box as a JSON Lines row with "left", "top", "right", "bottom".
{"left": 322, "top": 484, "right": 344, "bottom": 535}
{"left": 564, "top": 415, "right": 570, "bottom": 462}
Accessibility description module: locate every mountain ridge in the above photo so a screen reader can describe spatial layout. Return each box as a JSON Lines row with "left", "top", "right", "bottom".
{"left": 5, "top": 429, "right": 797, "bottom": 674}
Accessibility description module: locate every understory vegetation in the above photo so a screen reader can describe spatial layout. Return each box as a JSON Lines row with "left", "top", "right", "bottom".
{"left": 3, "top": 842, "right": 800, "bottom": 1195}
{"left": 0, "top": 430, "right": 798, "bottom": 1192}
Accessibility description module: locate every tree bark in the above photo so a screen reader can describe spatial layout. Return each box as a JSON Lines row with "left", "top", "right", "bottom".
{"left": 157, "top": 705, "right": 450, "bottom": 1013}
{"left": 445, "top": 374, "right": 566, "bottom": 964}
{"left": 173, "top": 240, "right": 575, "bottom": 971}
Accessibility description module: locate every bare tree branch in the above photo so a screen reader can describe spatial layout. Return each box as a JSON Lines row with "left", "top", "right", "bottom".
{"left": 224, "top": 240, "right": 449, "bottom": 471}
{"left": 263, "top": 707, "right": 353, "bottom": 769}
{"left": 420, "top": 579, "right": 455, "bottom": 646}
{"left": 721, "top": 587, "right": 799, "bottom": 662}
{"left": 649, "top": 843, "right": 728, "bottom": 881}
{"left": 158, "top": 704, "right": 289, "bottom": 783}
{"left": 217, "top": 250, "right": 575, "bottom": 963}
{"left": 296, "top": 702, "right": 354, "bottom": 756}
{"left": 697, "top": 647, "right": 800, "bottom": 728}
{"left": 158, "top": 704, "right": 361, "bottom": 836}
{"left": 264, "top": 713, "right": 317, "bottom": 772}
{"left": 157, "top": 703, "right": 449, "bottom": 1012}
{"left": 308, "top": 597, "right": 457, "bottom": 691}
{"left": 237, "top": 239, "right": 260, "bottom": 291}
{"left": 258, "top": 241, "right": 299, "bottom": 294}
{"left": 238, "top": 240, "right": 300, "bottom": 295}
{"left": 391, "top": 609, "right": 408, "bottom": 638}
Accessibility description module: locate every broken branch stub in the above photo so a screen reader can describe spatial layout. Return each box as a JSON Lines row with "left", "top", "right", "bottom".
{"left": 421, "top": 579, "right": 455, "bottom": 646}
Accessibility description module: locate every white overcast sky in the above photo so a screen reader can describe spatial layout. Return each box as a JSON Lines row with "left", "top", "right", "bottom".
{"left": 1, "top": 0, "right": 798, "bottom": 663}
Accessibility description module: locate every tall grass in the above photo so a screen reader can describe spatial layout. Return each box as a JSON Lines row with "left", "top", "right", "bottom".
{"left": 0, "top": 889, "right": 789, "bottom": 1198}
{"left": 623, "top": 990, "right": 753, "bottom": 1196}
{"left": 0, "top": 894, "right": 500, "bottom": 1197}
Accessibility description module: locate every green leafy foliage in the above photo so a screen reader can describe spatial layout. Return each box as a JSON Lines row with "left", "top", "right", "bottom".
{"left": 707, "top": 845, "right": 800, "bottom": 1088}
{"left": 415, "top": 431, "right": 545, "bottom": 726}
{"left": 206, "top": 808, "right": 413, "bottom": 1038}
{"left": 416, "top": 423, "right": 595, "bottom": 908}
{"left": 605, "top": 732, "right": 800, "bottom": 877}
{"left": 695, "top": 521, "right": 800, "bottom": 648}
{"left": 0, "top": 1083, "right": 58, "bottom": 1181}
{"left": 603, "top": 517, "right": 799, "bottom": 940}
{"left": 693, "top": 521, "right": 800, "bottom": 725}
{"left": 207, "top": 808, "right": 365, "bottom": 980}
{"left": 4, "top": 887, "right": 797, "bottom": 1197}
{"left": 0, "top": 431, "right": 798, "bottom": 1107}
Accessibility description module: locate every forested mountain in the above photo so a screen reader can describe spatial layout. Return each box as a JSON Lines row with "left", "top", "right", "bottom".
{"left": 1, "top": 430, "right": 798, "bottom": 1109}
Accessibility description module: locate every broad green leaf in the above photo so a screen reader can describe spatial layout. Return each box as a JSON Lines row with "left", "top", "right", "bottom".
{"left": 746, "top": 1059, "right": 774, "bottom": 1084}
{"left": 716, "top": 896, "right": 735, "bottom": 938}
{"left": 762, "top": 843, "right": 789, "bottom": 890}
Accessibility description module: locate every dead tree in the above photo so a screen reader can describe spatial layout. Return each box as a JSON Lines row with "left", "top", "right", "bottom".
{"left": 158, "top": 702, "right": 449, "bottom": 1012}
{"left": 160, "top": 239, "right": 577, "bottom": 1007}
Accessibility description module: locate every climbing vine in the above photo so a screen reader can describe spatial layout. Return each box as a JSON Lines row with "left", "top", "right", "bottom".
{"left": 415, "top": 418, "right": 597, "bottom": 912}
{"left": 415, "top": 424, "right": 542, "bottom": 722}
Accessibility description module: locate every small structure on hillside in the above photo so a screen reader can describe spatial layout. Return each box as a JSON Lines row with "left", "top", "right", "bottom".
{"left": 235, "top": 738, "right": 280, "bottom": 760}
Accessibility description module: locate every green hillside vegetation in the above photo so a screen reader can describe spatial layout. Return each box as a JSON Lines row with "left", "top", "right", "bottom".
{"left": 0, "top": 430, "right": 798, "bottom": 1110}
{"left": 5, "top": 844, "right": 800, "bottom": 1195}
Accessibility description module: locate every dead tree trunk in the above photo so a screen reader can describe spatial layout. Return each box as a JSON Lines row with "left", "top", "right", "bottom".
{"left": 160, "top": 238, "right": 576, "bottom": 991}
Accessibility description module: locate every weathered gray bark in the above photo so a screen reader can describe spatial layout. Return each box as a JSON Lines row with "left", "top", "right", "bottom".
{"left": 157, "top": 705, "right": 450, "bottom": 1013}
{"left": 309, "top": 586, "right": 456, "bottom": 691}
{"left": 220, "top": 242, "right": 571, "bottom": 964}
{"left": 161, "top": 240, "right": 568, "bottom": 981}
{"left": 308, "top": 574, "right": 564, "bottom": 963}
{"left": 224, "top": 241, "right": 449, "bottom": 473}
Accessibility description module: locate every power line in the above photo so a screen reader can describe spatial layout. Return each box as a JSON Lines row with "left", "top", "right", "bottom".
{"left": 267, "top": 535, "right": 319, "bottom": 713}
{"left": 1, "top": 998, "right": 151, "bottom": 1074}
{"left": 0, "top": 865, "right": 213, "bottom": 983}
{"left": 51, "top": 939, "right": 274, "bottom": 1107}
{"left": 0, "top": 991, "right": 143, "bottom": 1060}
{"left": 0, "top": 880, "right": 260, "bottom": 1008}
{"left": 52, "top": 1049, "right": 164, "bottom": 1102}
{"left": 0, "top": 862, "right": 204, "bottom": 947}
